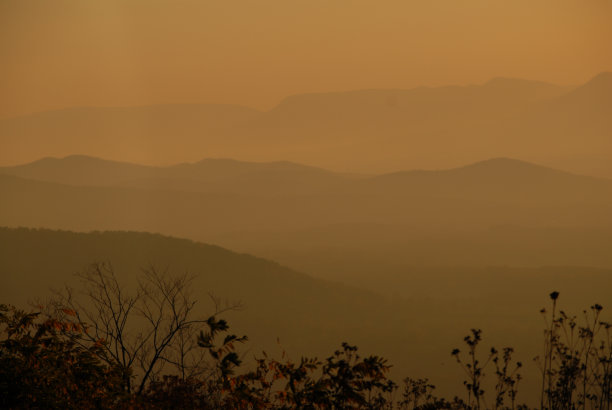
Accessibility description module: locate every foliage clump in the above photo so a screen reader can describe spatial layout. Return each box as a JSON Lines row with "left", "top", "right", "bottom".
{"left": 0, "top": 304, "right": 123, "bottom": 409}
{"left": 1, "top": 266, "right": 612, "bottom": 409}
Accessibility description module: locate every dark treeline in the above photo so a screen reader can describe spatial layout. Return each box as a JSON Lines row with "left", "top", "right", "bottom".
{"left": 1, "top": 264, "right": 611, "bottom": 409}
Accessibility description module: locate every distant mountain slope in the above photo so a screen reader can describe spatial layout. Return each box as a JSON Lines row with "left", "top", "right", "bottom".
{"left": 361, "top": 157, "right": 612, "bottom": 202}
{"left": 217, "top": 224, "right": 612, "bottom": 280}
{"left": 0, "top": 103, "right": 260, "bottom": 166}
{"left": 0, "top": 227, "right": 381, "bottom": 357}
{"left": 506, "top": 72, "right": 612, "bottom": 162}
{"left": 0, "top": 155, "right": 156, "bottom": 186}
{"left": 1, "top": 158, "right": 612, "bottom": 239}
{"left": 555, "top": 71, "right": 612, "bottom": 107}
{"left": 0, "top": 155, "right": 352, "bottom": 194}
{"left": 3, "top": 74, "right": 611, "bottom": 176}
{"left": 255, "top": 77, "right": 566, "bottom": 132}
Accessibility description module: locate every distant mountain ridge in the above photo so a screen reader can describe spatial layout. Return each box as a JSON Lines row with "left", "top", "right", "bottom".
{"left": 374, "top": 157, "right": 601, "bottom": 182}
{"left": 0, "top": 226, "right": 384, "bottom": 370}
{"left": 4, "top": 155, "right": 610, "bottom": 192}
{"left": 2, "top": 156, "right": 612, "bottom": 240}
{"left": 0, "top": 73, "right": 609, "bottom": 177}
{"left": 559, "top": 71, "right": 612, "bottom": 104}
{"left": 0, "top": 155, "right": 350, "bottom": 194}
{"left": 2, "top": 154, "right": 611, "bottom": 189}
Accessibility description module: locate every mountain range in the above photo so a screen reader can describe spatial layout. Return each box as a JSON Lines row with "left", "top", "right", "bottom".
{"left": 2, "top": 155, "right": 612, "bottom": 276}
{"left": 1, "top": 73, "right": 610, "bottom": 177}
{"left": 2, "top": 155, "right": 612, "bottom": 230}
{"left": 0, "top": 155, "right": 351, "bottom": 195}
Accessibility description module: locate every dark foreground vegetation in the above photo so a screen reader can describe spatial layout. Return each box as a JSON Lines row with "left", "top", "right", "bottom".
{"left": 1, "top": 265, "right": 611, "bottom": 409}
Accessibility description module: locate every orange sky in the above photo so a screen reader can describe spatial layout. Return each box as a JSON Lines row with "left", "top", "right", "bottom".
{"left": 1, "top": 0, "right": 611, "bottom": 119}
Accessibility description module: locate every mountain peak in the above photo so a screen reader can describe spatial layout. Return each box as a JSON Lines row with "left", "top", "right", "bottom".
{"left": 457, "top": 157, "right": 557, "bottom": 174}
{"left": 17, "top": 155, "right": 141, "bottom": 169}
{"left": 55, "top": 154, "right": 106, "bottom": 163}
{"left": 465, "top": 157, "right": 538, "bottom": 168}
{"left": 557, "top": 71, "right": 612, "bottom": 104}
{"left": 584, "top": 71, "right": 612, "bottom": 88}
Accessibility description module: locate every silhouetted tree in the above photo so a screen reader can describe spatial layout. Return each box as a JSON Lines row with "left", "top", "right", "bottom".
{"left": 53, "top": 262, "right": 239, "bottom": 395}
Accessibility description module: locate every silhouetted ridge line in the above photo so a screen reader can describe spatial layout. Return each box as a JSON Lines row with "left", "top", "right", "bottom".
{"left": 374, "top": 157, "right": 576, "bottom": 180}
{"left": 557, "top": 71, "right": 612, "bottom": 102}
{"left": 583, "top": 71, "right": 612, "bottom": 87}
{"left": 0, "top": 103, "right": 261, "bottom": 122}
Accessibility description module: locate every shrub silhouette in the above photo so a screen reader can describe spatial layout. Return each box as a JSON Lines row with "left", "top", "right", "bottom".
{"left": 0, "top": 304, "right": 124, "bottom": 409}
{"left": 2, "top": 273, "right": 612, "bottom": 409}
{"left": 52, "top": 262, "right": 242, "bottom": 395}
{"left": 451, "top": 329, "right": 522, "bottom": 409}
{"left": 536, "top": 292, "right": 612, "bottom": 409}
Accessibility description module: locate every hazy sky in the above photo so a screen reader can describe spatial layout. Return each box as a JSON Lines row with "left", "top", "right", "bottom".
{"left": 1, "top": 0, "right": 611, "bottom": 119}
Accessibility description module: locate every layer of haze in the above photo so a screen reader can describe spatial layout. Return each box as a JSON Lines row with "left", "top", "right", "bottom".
{"left": 1, "top": 0, "right": 611, "bottom": 119}
{"left": 2, "top": 2, "right": 612, "bottom": 404}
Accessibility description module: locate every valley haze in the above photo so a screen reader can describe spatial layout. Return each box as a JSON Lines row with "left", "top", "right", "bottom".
{"left": 1, "top": 0, "right": 611, "bottom": 407}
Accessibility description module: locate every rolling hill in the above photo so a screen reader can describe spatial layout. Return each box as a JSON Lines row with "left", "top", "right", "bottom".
{"left": 1, "top": 156, "right": 611, "bottom": 233}
{"left": 0, "top": 103, "right": 260, "bottom": 167}
{"left": 2, "top": 156, "right": 612, "bottom": 277}
{"left": 0, "top": 227, "right": 389, "bottom": 383}
{"left": 357, "top": 157, "right": 612, "bottom": 202}
{"left": 0, "top": 155, "right": 351, "bottom": 194}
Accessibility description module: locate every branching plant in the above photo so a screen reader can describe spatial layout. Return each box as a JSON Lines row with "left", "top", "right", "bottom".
{"left": 452, "top": 329, "right": 494, "bottom": 409}
{"left": 52, "top": 262, "right": 240, "bottom": 395}
{"left": 535, "top": 292, "right": 612, "bottom": 410}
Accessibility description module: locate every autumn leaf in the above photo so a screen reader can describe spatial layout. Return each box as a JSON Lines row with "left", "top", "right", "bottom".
{"left": 61, "top": 308, "right": 77, "bottom": 317}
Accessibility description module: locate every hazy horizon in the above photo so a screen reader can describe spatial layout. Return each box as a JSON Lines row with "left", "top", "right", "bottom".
{"left": 2, "top": 0, "right": 611, "bottom": 119}
{"left": 0, "top": 73, "right": 600, "bottom": 121}
{"left": 3, "top": 151, "right": 612, "bottom": 179}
